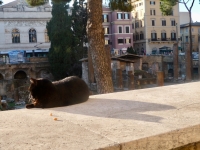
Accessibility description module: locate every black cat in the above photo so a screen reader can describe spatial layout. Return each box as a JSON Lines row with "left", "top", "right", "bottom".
{"left": 26, "top": 76, "right": 89, "bottom": 109}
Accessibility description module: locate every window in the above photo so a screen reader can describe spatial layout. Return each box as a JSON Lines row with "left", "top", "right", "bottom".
{"left": 171, "top": 20, "right": 176, "bottom": 26}
{"left": 44, "top": 29, "right": 49, "bottom": 43}
{"left": 162, "top": 20, "right": 166, "bottom": 26}
{"left": 185, "top": 28, "right": 188, "bottom": 32}
{"left": 140, "top": 31, "right": 144, "bottom": 40}
{"left": 104, "top": 27, "right": 109, "bottom": 34}
{"left": 161, "top": 31, "right": 166, "bottom": 41}
{"left": 125, "top": 38, "right": 131, "bottom": 44}
{"left": 150, "top": 1, "right": 155, "bottom": 5}
{"left": 103, "top": 14, "right": 109, "bottom": 22}
{"left": 132, "top": 23, "right": 134, "bottom": 29}
{"left": 171, "top": 32, "right": 176, "bottom": 41}
{"left": 150, "top": 9, "right": 156, "bottom": 15}
{"left": 117, "top": 13, "right": 123, "bottom": 19}
{"left": 136, "top": 34, "right": 139, "bottom": 40}
{"left": 12, "top": 29, "right": 20, "bottom": 43}
{"left": 118, "top": 26, "right": 122, "bottom": 33}
{"left": 124, "top": 13, "right": 130, "bottom": 19}
{"left": 125, "top": 26, "right": 130, "bottom": 33}
{"left": 29, "top": 28, "right": 37, "bottom": 43}
{"left": 105, "top": 39, "right": 110, "bottom": 45}
{"left": 135, "top": 22, "right": 139, "bottom": 28}
{"left": 185, "top": 36, "right": 188, "bottom": 42}
{"left": 151, "top": 31, "right": 157, "bottom": 40}
{"left": 118, "top": 38, "right": 124, "bottom": 44}
{"left": 152, "top": 20, "right": 155, "bottom": 26}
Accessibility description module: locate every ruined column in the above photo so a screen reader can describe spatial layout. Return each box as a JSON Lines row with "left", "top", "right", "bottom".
{"left": 128, "top": 71, "right": 134, "bottom": 90}
{"left": 173, "top": 43, "right": 178, "bottom": 81}
{"left": 157, "top": 71, "right": 164, "bottom": 86}
{"left": 116, "top": 69, "right": 123, "bottom": 90}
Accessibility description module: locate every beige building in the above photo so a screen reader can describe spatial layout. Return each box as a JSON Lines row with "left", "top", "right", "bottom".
{"left": 180, "top": 22, "right": 200, "bottom": 52}
{"left": 131, "top": 0, "right": 180, "bottom": 55}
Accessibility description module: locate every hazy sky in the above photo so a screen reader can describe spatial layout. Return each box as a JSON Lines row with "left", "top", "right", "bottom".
{"left": 2, "top": 0, "right": 200, "bottom": 22}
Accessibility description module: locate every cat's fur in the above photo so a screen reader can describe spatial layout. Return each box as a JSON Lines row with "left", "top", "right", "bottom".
{"left": 26, "top": 76, "right": 89, "bottom": 109}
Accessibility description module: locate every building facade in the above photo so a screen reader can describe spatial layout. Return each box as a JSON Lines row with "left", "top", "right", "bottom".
{"left": 180, "top": 22, "right": 200, "bottom": 52}
{"left": 131, "top": 0, "right": 180, "bottom": 55}
{"left": 179, "top": 12, "right": 190, "bottom": 25}
{"left": 102, "top": 6, "right": 133, "bottom": 55}
{"left": 0, "top": 0, "right": 52, "bottom": 54}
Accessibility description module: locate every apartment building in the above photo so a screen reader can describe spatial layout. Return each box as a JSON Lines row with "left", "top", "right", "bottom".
{"left": 180, "top": 22, "right": 200, "bottom": 52}
{"left": 132, "top": 0, "right": 180, "bottom": 55}
{"left": 102, "top": 6, "right": 133, "bottom": 55}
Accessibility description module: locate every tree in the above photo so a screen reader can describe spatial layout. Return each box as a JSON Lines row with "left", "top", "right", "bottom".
{"left": 26, "top": 0, "right": 133, "bottom": 94}
{"left": 46, "top": 1, "right": 73, "bottom": 80}
{"left": 71, "top": 0, "right": 88, "bottom": 59}
{"left": 160, "top": 0, "right": 195, "bottom": 81}
{"left": 127, "top": 46, "right": 136, "bottom": 54}
{"left": 0, "top": 1, "right": 3, "bottom": 5}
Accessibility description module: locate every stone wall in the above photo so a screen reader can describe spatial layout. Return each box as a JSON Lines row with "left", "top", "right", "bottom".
{"left": 0, "top": 61, "right": 52, "bottom": 101}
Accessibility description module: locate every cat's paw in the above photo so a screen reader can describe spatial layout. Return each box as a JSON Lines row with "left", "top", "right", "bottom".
{"left": 26, "top": 104, "right": 35, "bottom": 109}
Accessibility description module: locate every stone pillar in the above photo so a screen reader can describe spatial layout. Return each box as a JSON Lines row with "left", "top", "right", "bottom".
{"left": 116, "top": 69, "right": 123, "bottom": 89}
{"left": 82, "top": 61, "right": 89, "bottom": 86}
{"left": 173, "top": 43, "right": 178, "bottom": 81}
{"left": 157, "top": 71, "right": 164, "bottom": 86}
{"left": 128, "top": 71, "right": 134, "bottom": 90}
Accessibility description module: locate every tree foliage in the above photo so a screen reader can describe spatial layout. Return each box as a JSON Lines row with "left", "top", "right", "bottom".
{"left": 26, "top": 0, "right": 71, "bottom": 6}
{"left": 109, "top": 0, "right": 133, "bottom": 12}
{"left": 71, "top": 0, "right": 88, "bottom": 59}
{"left": 160, "top": 0, "right": 177, "bottom": 15}
{"left": 46, "top": 1, "right": 73, "bottom": 80}
{"left": 0, "top": 1, "right": 3, "bottom": 5}
{"left": 127, "top": 46, "right": 136, "bottom": 54}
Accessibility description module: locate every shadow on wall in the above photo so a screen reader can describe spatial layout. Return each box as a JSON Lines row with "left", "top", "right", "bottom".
{"left": 51, "top": 98, "right": 176, "bottom": 123}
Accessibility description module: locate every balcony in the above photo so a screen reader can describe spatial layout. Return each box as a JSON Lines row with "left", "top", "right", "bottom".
{"left": 148, "top": 38, "right": 177, "bottom": 43}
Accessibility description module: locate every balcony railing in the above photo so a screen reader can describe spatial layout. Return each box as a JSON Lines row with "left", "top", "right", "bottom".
{"left": 148, "top": 38, "right": 177, "bottom": 42}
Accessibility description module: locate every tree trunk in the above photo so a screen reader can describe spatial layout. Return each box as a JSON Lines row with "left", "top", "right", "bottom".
{"left": 186, "top": 11, "right": 192, "bottom": 81}
{"left": 87, "top": 0, "right": 114, "bottom": 94}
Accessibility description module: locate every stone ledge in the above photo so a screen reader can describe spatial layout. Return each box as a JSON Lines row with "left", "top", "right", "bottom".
{"left": 1, "top": 82, "right": 200, "bottom": 150}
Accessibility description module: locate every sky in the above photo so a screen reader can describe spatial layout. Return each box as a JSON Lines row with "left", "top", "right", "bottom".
{"left": 2, "top": 0, "right": 200, "bottom": 22}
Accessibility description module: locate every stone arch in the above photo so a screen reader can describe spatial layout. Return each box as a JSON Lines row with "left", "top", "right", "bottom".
{"left": 14, "top": 70, "right": 27, "bottom": 79}
{"left": 0, "top": 73, "right": 3, "bottom": 80}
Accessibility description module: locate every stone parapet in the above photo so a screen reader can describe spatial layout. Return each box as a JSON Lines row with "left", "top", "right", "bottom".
{"left": 1, "top": 82, "right": 200, "bottom": 149}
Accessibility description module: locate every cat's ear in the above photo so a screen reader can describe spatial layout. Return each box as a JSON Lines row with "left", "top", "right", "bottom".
{"left": 30, "top": 78, "right": 37, "bottom": 85}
